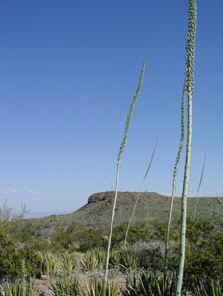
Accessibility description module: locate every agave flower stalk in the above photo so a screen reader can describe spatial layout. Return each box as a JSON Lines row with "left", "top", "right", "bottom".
{"left": 104, "top": 61, "right": 146, "bottom": 282}
{"left": 164, "top": 79, "right": 186, "bottom": 283}
{"left": 176, "top": 0, "right": 197, "bottom": 295}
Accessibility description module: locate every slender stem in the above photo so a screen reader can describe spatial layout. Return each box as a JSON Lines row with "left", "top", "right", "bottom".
{"left": 104, "top": 61, "right": 146, "bottom": 282}
{"left": 176, "top": 0, "right": 197, "bottom": 295}
{"left": 164, "top": 80, "right": 186, "bottom": 281}
{"left": 124, "top": 139, "right": 157, "bottom": 248}
{"left": 176, "top": 91, "right": 192, "bottom": 296}
{"left": 193, "top": 155, "right": 206, "bottom": 220}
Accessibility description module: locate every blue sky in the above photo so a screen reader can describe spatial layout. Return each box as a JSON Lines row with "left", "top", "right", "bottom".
{"left": 0, "top": 1, "right": 222, "bottom": 217}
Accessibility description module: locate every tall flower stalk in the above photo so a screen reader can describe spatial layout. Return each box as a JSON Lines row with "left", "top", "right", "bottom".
{"left": 104, "top": 61, "right": 146, "bottom": 282}
{"left": 176, "top": 0, "right": 197, "bottom": 295}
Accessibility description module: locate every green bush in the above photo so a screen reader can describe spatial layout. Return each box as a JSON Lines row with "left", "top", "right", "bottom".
{"left": 51, "top": 227, "right": 79, "bottom": 252}
{"left": 134, "top": 246, "right": 164, "bottom": 271}
{"left": 168, "top": 219, "right": 223, "bottom": 282}
{"left": 0, "top": 226, "right": 20, "bottom": 279}
{"left": 111, "top": 223, "right": 152, "bottom": 247}
{"left": 76, "top": 228, "right": 104, "bottom": 252}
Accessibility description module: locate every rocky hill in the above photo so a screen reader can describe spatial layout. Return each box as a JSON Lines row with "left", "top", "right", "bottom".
{"left": 38, "top": 191, "right": 223, "bottom": 231}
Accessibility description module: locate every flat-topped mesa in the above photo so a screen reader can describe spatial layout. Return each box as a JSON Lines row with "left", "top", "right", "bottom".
{"left": 87, "top": 191, "right": 168, "bottom": 204}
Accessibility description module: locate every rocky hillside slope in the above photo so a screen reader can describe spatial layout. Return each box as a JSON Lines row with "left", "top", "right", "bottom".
{"left": 47, "top": 191, "right": 222, "bottom": 229}
{"left": 32, "top": 191, "right": 223, "bottom": 234}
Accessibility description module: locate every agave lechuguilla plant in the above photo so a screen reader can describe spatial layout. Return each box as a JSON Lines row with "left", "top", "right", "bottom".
{"left": 61, "top": 251, "right": 77, "bottom": 276}
{"left": 85, "top": 279, "right": 121, "bottom": 296}
{"left": 49, "top": 276, "right": 82, "bottom": 296}
{"left": 110, "top": 249, "right": 138, "bottom": 272}
{"left": 123, "top": 271, "right": 176, "bottom": 296}
{"left": 0, "top": 279, "right": 39, "bottom": 296}
{"left": 190, "top": 278, "right": 223, "bottom": 296}
{"left": 81, "top": 248, "right": 106, "bottom": 272}
{"left": 37, "top": 250, "right": 62, "bottom": 277}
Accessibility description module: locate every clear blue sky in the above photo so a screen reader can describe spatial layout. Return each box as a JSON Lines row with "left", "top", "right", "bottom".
{"left": 0, "top": 1, "right": 222, "bottom": 217}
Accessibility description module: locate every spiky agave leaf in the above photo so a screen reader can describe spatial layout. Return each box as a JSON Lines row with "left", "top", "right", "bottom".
{"left": 86, "top": 279, "right": 121, "bottom": 296}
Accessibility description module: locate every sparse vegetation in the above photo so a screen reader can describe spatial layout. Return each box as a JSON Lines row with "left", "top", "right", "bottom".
{"left": 0, "top": 210, "right": 223, "bottom": 294}
{"left": 1, "top": 1, "right": 222, "bottom": 295}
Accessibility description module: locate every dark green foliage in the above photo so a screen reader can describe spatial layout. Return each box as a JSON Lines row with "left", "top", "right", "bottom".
{"left": 18, "top": 238, "right": 52, "bottom": 277}
{"left": 10, "top": 220, "right": 43, "bottom": 241}
{"left": 153, "top": 221, "right": 179, "bottom": 241}
{"left": 51, "top": 227, "right": 79, "bottom": 252}
{"left": 111, "top": 222, "right": 152, "bottom": 247}
{"left": 165, "top": 219, "right": 223, "bottom": 283}
{"left": 0, "top": 226, "right": 18, "bottom": 279}
{"left": 0, "top": 219, "right": 54, "bottom": 279}
{"left": 186, "top": 218, "right": 215, "bottom": 242}
{"left": 75, "top": 228, "right": 105, "bottom": 252}
{"left": 135, "top": 247, "right": 164, "bottom": 271}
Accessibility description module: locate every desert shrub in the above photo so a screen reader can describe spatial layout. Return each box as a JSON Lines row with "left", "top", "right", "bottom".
{"left": 51, "top": 225, "right": 104, "bottom": 253}
{"left": 153, "top": 221, "right": 179, "bottom": 242}
{"left": 168, "top": 219, "right": 223, "bottom": 282}
{"left": 126, "top": 223, "right": 153, "bottom": 244}
{"left": 111, "top": 222, "right": 152, "bottom": 247}
{"left": 186, "top": 218, "right": 215, "bottom": 243}
{"left": 0, "top": 226, "right": 20, "bottom": 279}
{"left": 155, "top": 218, "right": 215, "bottom": 243}
{"left": 17, "top": 238, "right": 52, "bottom": 278}
{"left": 0, "top": 223, "right": 50, "bottom": 279}
{"left": 66, "top": 221, "right": 87, "bottom": 234}
{"left": 182, "top": 240, "right": 223, "bottom": 283}
{"left": 76, "top": 228, "right": 104, "bottom": 252}
{"left": 11, "top": 220, "right": 43, "bottom": 241}
{"left": 130, "top": 243, "right": 164, "bottom": 271}
{"left": 51, "top": 227, "right": 79, "bottom": 253}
